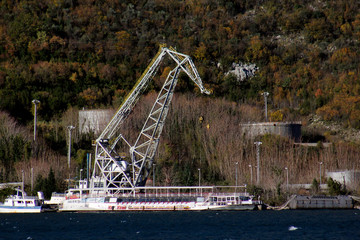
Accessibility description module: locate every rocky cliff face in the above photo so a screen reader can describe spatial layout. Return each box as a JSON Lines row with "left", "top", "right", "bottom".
{"left": 305, "top": 115, "right": 360, "bottom": 143}
{"left": 226, "top": 62, "right": 258, "bottom": 82}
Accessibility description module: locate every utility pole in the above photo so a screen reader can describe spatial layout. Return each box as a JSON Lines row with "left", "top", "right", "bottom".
{"left": 285, "top": 167, "right": 289, "bottom": 190}
{"left": 31, "top": 168, "right": 34, "bottom": 192}
{"left": 153, "top": 163, "right": 156, "bottom": 187}
{"left": 198, "top": 168, "right": 201, "bottom": 187}
{"left": 198, "top": 168, "right": 201, "bottom": 195}
{"left": 21, "top": 170, "right": 24, "bottom": 194}
{"left": 254, "top": 142, "right": 262, "bottom": 185}
{"left": 261, "top": 92, "right": 269, "bottom": 122}
{"left": 67, "top": 126, "right": 75, "bottom": 168}
{"left": 249, "top": 164, "right": 253, "bottom": 184}
{"left": 86, "top": 153, "right": 91, "bottom": 181}
{"left": 319, "top": 162, "right": 323, "bottom": 185}
{"left": 32, "top": 99, "right": 40, "bottom": 141}
{"left": 235, "top": 162, "right": 238, "bottom": 193}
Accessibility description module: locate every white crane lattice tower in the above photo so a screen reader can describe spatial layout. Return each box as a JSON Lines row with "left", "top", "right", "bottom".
{"left": 91, "top": 45, "right": 210, "bottom": 194}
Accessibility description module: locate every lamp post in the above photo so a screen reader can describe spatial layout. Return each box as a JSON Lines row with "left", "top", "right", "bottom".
{"left": 67, "top": 126, "right": 75, "bottom": 169}
{"left": 153, "top": 163, "right": 156, "bottom": 187}
{"left": 21, "top": 170, "right": 24, "bottom": 194}
{"left": 285, "top": 167, "right": 289, "bottom": 190}
{"left": 31, "top": 168, "right": 34, "bottom": 192}
{"left": 254, "top": 141, "right": 262, "bottom": 185}
{"left": 235, "top": 162, "right": 239, "bottom": 192}
{"left": 261, "top": 92, "right": 269, "bottom": 122}
{"left": 198, "top": 168, "right": 201, "bottom": 187}
{"left": 79, "top": 168, "right": 83, "bottom": 190}
{"left": 86, "top": 153, "right": 91, "bottom": 181}
{"left": 249, "top": 164, "right": 253, "bottom": 184}
{"left": 32, "top": 99, "right": 40, "bottom": 141}
{"left": 319, "top": 162, "right": 323, "bottom": 185}
{"left": 198, "top": 168, "right": 201, "bottom": 195}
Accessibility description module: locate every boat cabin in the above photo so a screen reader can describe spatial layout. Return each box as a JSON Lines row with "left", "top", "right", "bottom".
{"left": 208, "top": 194, "right": 253, "bottom": 206}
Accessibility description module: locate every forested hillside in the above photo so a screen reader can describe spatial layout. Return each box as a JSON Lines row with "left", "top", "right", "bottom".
{"left": 1, "top": 0, "right": 360, "bottom": 197}
{"left": 1, "top": 0, "right": 360, "bottom": 124}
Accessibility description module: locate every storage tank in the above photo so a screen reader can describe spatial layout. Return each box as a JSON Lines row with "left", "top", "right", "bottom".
{"left": 240, "top": 122, "right": 302, "bottom": 142}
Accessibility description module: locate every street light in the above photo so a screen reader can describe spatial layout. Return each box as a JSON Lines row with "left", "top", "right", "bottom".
{"left": 254, "top": 141, "right": 262, "bottom": 185}
{"left": 319, "top": 162, "right": 323, "bottom": 185}
{"left": 235, "top": 162, "right": 239, "bottom": 193}
{"left": 32, "top": 99, "right": 40, "bottom": 141}
{"left": 249, "top": 164, "right": 253, "bottom": 184}
{"left": 285, "top": 167, "right": 289, "bottom": 190}
{"left": 198, "top": 168, "right": 201, "bottom": 187}
{"left": 153, "top": 163, "right": 156, "bottom": 187}
{"left": 198, "top": 168, "right": 201, "bottom": 195}
{"left": 31, "top": 168, "right": 34, "bottom": 192}
{"left": 80, "top": 169, "right": 83, "bottom": 181}
{"left": 261, "top": 92, "right": 269, "bottom": 122}
{"left": 67, "top": 125, "right": 75, "bottom": 169}
{"left": 21, "top": 170, "right": 24, "bottom": 193}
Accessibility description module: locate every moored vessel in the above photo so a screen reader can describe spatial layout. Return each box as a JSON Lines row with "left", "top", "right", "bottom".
{"left": 0, "top": 189, "right": 43, "bottom": 213}
{"left": 59, "top": 185, "right": 263, "bottom": 212}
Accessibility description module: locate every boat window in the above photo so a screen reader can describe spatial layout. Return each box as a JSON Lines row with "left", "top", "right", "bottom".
{"left": 240, "top": 196, "right": 250, "bottom": 201}
{"left": 94, "top": 182, "right": 104, "bottom": 188}
{"left": 213, "top": 197, "right": 217, "bottom": 202}
{"left": 227, "top": 197, "right": 230, "bottom": 201}
{"left": 231, "top": 197, "right": 234, "bottom": 200}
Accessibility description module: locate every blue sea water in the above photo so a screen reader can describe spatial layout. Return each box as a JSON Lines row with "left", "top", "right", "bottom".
{"left": 0, "top": 210, "right": 359, "bottom": 240}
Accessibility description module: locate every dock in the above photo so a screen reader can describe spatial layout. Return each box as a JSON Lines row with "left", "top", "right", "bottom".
{"left": 288, "top": 195, "right": 353, "bottom": 209}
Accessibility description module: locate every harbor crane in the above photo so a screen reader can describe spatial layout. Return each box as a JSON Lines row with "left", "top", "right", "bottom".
{"left": 91, "top": 45, "right": 210, "bottom": 193}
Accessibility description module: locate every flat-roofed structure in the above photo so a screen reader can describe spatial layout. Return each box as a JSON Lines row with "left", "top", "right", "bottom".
{"left": 240, "top": 122, "right": 302, "bottom": 142}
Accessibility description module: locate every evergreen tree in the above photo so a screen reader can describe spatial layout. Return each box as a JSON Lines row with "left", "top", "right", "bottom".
{"left": 44, "top": 168, "right": 56, "bottom": 199}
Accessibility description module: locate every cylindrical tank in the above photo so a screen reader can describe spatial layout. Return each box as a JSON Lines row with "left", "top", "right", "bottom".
{"left": 240, "top": 122, "right": 302, "bottom": 142}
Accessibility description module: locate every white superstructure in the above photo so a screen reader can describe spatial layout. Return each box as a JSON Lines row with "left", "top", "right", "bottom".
{"left": 59, "top": 186, "right": 261, "bottom": 212}
{"left": 0, "top": 189, "right": 43, "bottom": 213}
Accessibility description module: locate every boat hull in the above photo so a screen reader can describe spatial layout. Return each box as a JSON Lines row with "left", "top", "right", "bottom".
{"left": 206, "top": 204, "right": 257, "bottom": 211}
{"left": 59, "top": 198, "right": 259, "bottom": 212}
{"left": 0, "top": 206, "right": 42, "bottom": 213}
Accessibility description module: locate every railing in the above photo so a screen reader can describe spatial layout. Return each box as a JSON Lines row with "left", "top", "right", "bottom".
{"left": 0, "top": 182, "right": 22, "bottom": 189}
{"left": 65, "top": 185, "right": 249, "bottom": 199}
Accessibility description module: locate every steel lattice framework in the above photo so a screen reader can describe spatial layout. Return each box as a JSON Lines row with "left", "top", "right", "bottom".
{"left": 91, "top": 46, "right": 210, "bottom": 193}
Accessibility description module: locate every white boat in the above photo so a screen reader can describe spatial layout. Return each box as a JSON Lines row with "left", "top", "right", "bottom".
{"left": 0, "top": 189, "right": 43, "bottom": 213}
{"left": 59, "top": 185, "right": 263, "bottom": 212}
{"left": 44, "top": 192, "right": 66, "bottom": 211}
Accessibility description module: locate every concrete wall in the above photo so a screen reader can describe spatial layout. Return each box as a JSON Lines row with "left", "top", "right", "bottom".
{"left": 326, "top": 170, "right": 360, "bottom": 189}
{"left": 79, "top": 109, "right": 114, "bottom": 135}
{"left": 240, "top": 122, "right": 302, "bottom": 142}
